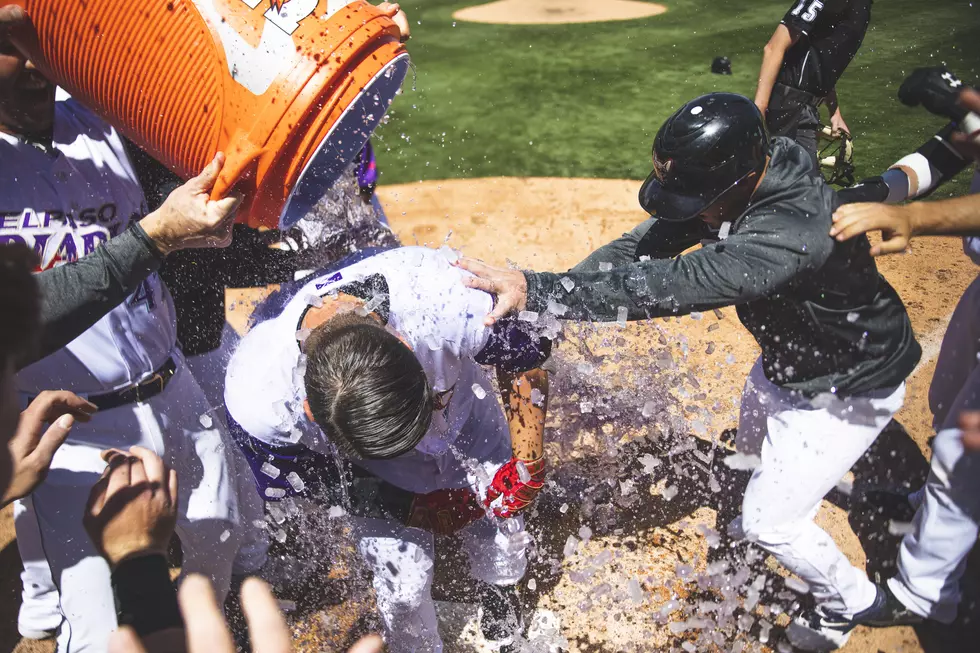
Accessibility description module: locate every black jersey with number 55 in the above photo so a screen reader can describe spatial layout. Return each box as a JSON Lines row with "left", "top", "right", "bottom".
{"left": 778, "top": 0, "right": 872, "bottom": 98}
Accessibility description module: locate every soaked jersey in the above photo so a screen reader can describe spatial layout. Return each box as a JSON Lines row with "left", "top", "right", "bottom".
{"left": 1, "top": 99, "right": 176, "bottom": 393}
{"left": 225, "top": 246, "right": 550, "bottom": 494}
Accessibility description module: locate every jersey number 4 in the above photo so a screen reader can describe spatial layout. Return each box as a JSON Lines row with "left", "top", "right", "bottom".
{"left": 791, "top": 0, "right": 824, "bottom": 22}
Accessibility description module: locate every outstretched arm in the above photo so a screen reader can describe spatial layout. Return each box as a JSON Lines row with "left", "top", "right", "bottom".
{"left": 483, "top": 367, "right": 549, "bottom": 518}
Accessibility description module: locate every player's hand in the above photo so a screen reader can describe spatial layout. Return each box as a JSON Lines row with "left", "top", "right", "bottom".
{"left": 830, "top": 202, "right": 914, "bottom": 256}
{"left": 455, "top": 258, "right": 529, "bottom": 326}
{"left": 951, "top": 88, "right": 980, "bottom": 162}
{"left": 377, "top": 2, "right": 410, "bottom": 41}
{"left": 484, "top": 457, "right": 545, "bottom": 519}
{"left": 1, "top": 391, "right": 97, "bottom": 505}
{"left": 406, "top": 487, "right": 487, "bottom": 535}
{"left": 83, "top": 446, "right": 178, "bottom": 567}
{"left": 898, "top": 66, "right": 967, "bottom": 121}
{"left": 960, "top": 411, "right": 980, "bottom": 452}
{"left": 140, "top": 153, "right": 243, "bottom": 256}
{"left": 830, "top": 109, "right": 850, "bottom": 138}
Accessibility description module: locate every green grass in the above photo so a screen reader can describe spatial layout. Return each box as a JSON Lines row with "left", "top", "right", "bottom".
{"left": 373, "top": 0, "right": 980, "bottom": 198}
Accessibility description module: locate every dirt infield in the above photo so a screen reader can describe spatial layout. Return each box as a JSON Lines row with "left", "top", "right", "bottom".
{"left": 2, "top": 177, "right": 978, "bottom": 652}
{"left": 453, "top": 0, "right": 667, "bottom": 25}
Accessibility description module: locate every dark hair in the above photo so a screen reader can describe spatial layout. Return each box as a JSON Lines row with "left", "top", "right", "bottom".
{"left": 0, "top": 244, "right": 40, "bottom": 370}
{"left": 304, "top": 312, "right": 433, "bottom": 459}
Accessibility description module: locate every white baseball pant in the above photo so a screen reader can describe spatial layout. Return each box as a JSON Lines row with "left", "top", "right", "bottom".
{"left": 889, "top": 273, "right": 980, "bottom": 623}
{"left": 735, "top": 357, "right": 905, "bottom": 617}
{"left": 353, "top": 513, "right": 528, "bottom": 653}
{"left": 14, "top": 350, "right": 251, "bottom": 652}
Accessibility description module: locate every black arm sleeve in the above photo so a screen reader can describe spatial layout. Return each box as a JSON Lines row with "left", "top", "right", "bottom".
{"left": 524, "top": 208, "right": 834, "bottom": 322}
{"left": 571, "top": 217, "right": 709, "bottom": 273}
{"left": 112, "top": 554, "right": 182, "bottom": 637}
{"left": 22, "top": 224, "right": 164, "bottom": 369}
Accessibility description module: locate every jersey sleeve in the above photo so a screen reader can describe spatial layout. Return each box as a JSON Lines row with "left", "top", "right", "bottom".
{"left": 475, "top": 318, "right": 552, "bottom": 373}
{"left": 781, "top": 0, "right": 827, "bottom": 36}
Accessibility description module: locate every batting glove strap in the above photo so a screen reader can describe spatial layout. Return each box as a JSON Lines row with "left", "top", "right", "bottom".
{"left": 485, "top": 457, "right": 546, "bottom": 518}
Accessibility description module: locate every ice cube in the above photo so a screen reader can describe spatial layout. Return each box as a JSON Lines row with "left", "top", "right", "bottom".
{"left": 628, "top": 578, "right": 644, "bottom": 604}
{"left": 578, "top": 525, "right": 592, "bottom": 541}
{"left": 278, "top": 599, "right": 297, "bottom": 613}
{"left": 363, "top": 294, "right": 386, "bottom": 313}
{"left": 547, "top": 299, "right": 569, "bottom": 316}
{"left": 691, "top": 311, "right": 703, "bottom": 320}
{"left": 560, "top": 276, "right": 575, "bottom": 292}
{"left": 616, "top": 306, "right": 628, "bottom": 327}
{"left": 272, "top": 528, "right": 287, "bottom": 544}
{"left": 598, "top": 262, "right": 613, "bottom": 272}
{"left": 260, "top": 462, "right": 281, "bottom": 479}
{"left": 285, "top": 471, "right": 306, "bottom": 493}
{"left": 472, "top": 383, "right": 487, "bottom": 400}
{"left": 759, "top": 619, "right": 772, "bottom": 644}
{"left": 784, "top": 577, "right": 811, "bottom": 594}
{"left": 698, "top": 524, "right": 722, "bottom": 548}
{"left": 888, "top": 520, "right": 915, "bottom": 535}
{"left": 846, "top": 311, "right": 860, "bottom": 323}
{"left": 439, "top": 245, "right": 459, "bottom": 264}
{"left": 516, "top": 460, "right": 532, "bottom": 483}
{"left": 639, "top": 255, "right": 651, "bottom": 262}
{"left": 198, "top": 413, "right": 213, "bottom": 429}
{"left": 306, "top": 293, "right": 323, "bottom": 308}
{"left": 219, "top": 530, "right": 231, "bottom": 543}
{"left": 639, "top": 454, "right": 661, "bottom": 474}
{"left": 327, "top": 505, "right": 347, "bottom": 519}
{"left": 527, "top": 578, "right": 537, "bottom": 591}
{"left": 641, "top": 401, "right": 657, "bottom": 418}
{"left": 559, "top": 502, "right": 569, "bottom": 514}
{"left": 662, "top": 485, "right": 678, "bottom": 500}
{"left": 295, "top": 328, "right": 312, "bottom": 342}
{"left": 563, "top": 535, "right": 579, "bottom": 558}
{"left": 835, "top": 478, "right": 854, "bottom": 496}
{"left": 681, "top": 641, "right": 697, "bottom": 652}
{"left": 264, "top": 487, "right": 286, "bottom": 499}
{"left": 530, "top": 388, "right": 545, "bottom": 405}
{"left": 580, "top": 400, "right": 594, "bottom": 414}
{"left": 718, "top": 221, "right": 732, "bottom": 239}
{"left": 267, "top": 503, "right": 287, "bottom": 525}
{"left": 723, "top": 453, "right": 762, "bottom": 470}
{"left": 518, "top": 310, "right": 539, "bottom": 323}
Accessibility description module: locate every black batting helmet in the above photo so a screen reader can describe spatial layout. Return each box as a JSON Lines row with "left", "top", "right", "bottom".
{"left": 711, "top": 56, "right": 732, "bottom": 75}
{"left": 639, "top": 93, "right": 770, "bottom": 222}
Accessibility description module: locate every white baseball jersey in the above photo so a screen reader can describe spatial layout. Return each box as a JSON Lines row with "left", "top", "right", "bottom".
{"left": 225, "top": 246, "right": 548, "bottom": 494}
{"left": 1, "top": 99, "right": 177, "bottom": 394}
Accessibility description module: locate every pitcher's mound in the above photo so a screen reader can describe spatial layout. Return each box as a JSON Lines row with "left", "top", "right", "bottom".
{"left": 453, "top": 0, "right": 667, "bottom": 25}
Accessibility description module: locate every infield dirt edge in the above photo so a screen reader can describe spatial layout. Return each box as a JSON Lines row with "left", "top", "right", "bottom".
{"left": 452, "top": 0, "right": 668, "bottom": 26}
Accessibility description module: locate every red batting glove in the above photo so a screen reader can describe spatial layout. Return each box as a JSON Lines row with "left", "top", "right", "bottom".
{"left": 406, "top": 487, "right": 486, "bottom": 536}
{"left": 484, "top": 457, "right": 546, "bottom": 518}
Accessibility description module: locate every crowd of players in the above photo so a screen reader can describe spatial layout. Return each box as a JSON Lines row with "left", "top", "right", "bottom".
{"left": 1, "top": 0, "right": 979, "bottom": 652}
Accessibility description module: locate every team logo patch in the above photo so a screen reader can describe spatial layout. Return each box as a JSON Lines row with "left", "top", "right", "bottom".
{"left": 652, "top": 154, "right": 673, "bottom": 183}
{"left": 315, "top": 272, "right": 343, "bottom": 289}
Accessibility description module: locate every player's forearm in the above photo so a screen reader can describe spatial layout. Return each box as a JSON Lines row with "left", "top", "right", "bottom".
{"left": 826, "top": 88, "right": 840, "bottom": 116}
{"left": 754, "top": 26, "right": 791, "bottom": 110}
{"left": 906, "top": 193, "right": 980, "bottom": 238}
{"left": 497, "top": 367, "right": 548, "bottom": 461}
{"left": 23, "top": 223, "right": 164, "bottom": 369}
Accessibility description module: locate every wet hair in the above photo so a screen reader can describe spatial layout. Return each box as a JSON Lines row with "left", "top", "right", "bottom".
{"left": 0, "top": 244, "right": 40, "bottom": 371}
{"left": 303, "top": 312, "right": 433, "bottom": 459}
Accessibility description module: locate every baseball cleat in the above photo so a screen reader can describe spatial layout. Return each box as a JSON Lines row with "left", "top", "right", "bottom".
{"left": 786, "top": 585, "right": 887, "bottom": 651}
{"left": 854, "top": 582, "right": 924, "bottom": 628}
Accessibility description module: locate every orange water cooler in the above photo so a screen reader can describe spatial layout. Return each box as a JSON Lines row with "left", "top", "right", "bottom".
{"left": 3, "top": 0, "right": 410, "bottom": 229}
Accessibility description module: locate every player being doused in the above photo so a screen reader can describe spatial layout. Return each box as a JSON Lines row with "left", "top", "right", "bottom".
{"left": 224, "top": 246, "right": 552, "bottom": 652}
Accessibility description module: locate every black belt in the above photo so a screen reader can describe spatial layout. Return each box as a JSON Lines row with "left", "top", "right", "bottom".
{"left": 85, "top": 357, "right": 178, "bottom": 411}
{"left": 772, "top": 83, "right": 822, "bottom": 108}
